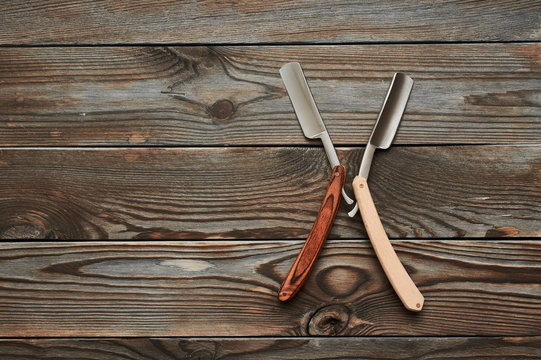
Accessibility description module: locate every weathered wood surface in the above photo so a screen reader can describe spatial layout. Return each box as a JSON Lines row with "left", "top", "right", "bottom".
{"left": 1, "top": 337, "right": 540, "bottom": 359}
{"left": 1, "top": 1, "right": 540, "bottom": 45}
{"left": 0, "top": 241, "right": 539, "bottom": 337}
{"left": 0, "top": 146, "right": 538, "bottom": 240}
{"left": 0, "top": 0, "right": 538, "bottom": 357}
{"left": 1, "top": 44, "right": 539, "bottom": 146}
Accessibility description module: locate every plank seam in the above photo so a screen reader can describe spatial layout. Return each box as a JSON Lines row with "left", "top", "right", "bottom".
{"left": 0, "top": 40, "right": 539, "bottom": 47}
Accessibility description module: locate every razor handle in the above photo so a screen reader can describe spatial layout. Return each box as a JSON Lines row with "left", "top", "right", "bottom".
{"left": 278, "top": 164, "right": 346, "bottom": 301}
{"left": 352, "top": 176, "right": 424, "bottom": 312}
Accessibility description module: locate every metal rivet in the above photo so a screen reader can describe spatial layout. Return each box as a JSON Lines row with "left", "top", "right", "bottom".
{"left": 359, "top": 183, "right": 364, "bottom": 188}
{"left": 416, "top": 303, "right": 421, "bottom": 308}
{"left": 334, "top": 172, "right": 340, "bottom": 177}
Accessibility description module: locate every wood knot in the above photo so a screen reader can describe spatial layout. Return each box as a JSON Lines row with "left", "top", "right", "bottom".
{"left": 186, "top": 348, "right": 216, "bottom": 360}
{"left": 316, "top": 265, "right": 368, "bottom": 298}
{"left": 308, "top": 304, "right": 351, "bottom": 336}
{"left": 209, "top": 99, "right": 235, "bottom": 120}
{"left": 177, "top": 340, "right": 218, "bottom": 360}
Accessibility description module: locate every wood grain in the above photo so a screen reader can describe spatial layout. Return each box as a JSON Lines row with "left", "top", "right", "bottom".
{"left": 0, "top": 1, "right": 540, "bottom": 45}
{"left": 0, "top": 0, "right": 538, "bottom": 350}
{"left": 0, "top": 146, "right": 538, "bottom": 240}
{"left": 279, "top": 165, "right": 345, "bottom": 302}
{"left": 0, "top": 44, "right": 539, "bottom": 146}
{"left": 0, "top": 337, "right": 540, "bottom": 359}
{"left": 0, "top": 240, "right": 539, "bottom": 337}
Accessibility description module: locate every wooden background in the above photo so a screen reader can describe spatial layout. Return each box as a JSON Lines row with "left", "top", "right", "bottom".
{"left": 0, "top": 1, "right": 540, "bottom": 359}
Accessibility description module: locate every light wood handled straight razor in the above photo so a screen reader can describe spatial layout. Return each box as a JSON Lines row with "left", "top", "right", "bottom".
{"left": 352, "top": 73, "right": 424, "bottom": 312}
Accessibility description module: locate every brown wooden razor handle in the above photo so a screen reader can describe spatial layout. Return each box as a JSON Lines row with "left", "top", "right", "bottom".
{"left": 278, "top": 164, "right": 346, "bottom": 301}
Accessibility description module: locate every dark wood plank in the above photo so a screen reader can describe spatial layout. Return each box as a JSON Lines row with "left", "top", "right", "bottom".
{"left": 0, "top": 1, "right": 539, "bottom": 45}
{"left": 0, "top": 241, "right": 539, "bottom": 336}
{"left": 1, "top": 44, "right": 539, "bottom": 146}
{"left": 1, "top": 337, "right": 540, "bottom": 359}
{"left": 0, "top": 146, "right": 538, "bottom": 240}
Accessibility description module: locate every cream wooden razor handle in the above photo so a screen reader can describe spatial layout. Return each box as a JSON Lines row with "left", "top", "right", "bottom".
{"left": 353, "top": 176, "right": 424, "bottom": 312}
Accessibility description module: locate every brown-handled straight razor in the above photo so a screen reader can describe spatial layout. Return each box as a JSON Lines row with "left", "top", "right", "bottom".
{"left": 278, "top": 62, "right": 352, "bottom": 301}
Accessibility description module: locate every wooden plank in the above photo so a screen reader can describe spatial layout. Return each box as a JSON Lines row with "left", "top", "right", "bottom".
{"left": 0, "top": 44, "right": 539, "bottom": 146}
{"left": 0, "top": 241, "right": 539, "bottom": 337}
{"left": 1, "top": 337, "right": 540, "bottom": 359}
{"left": 0, "top": 1, "right": 540, "bottom": 45}
{"left": 0, "top": 146, "right": 538, "bottom": 240}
